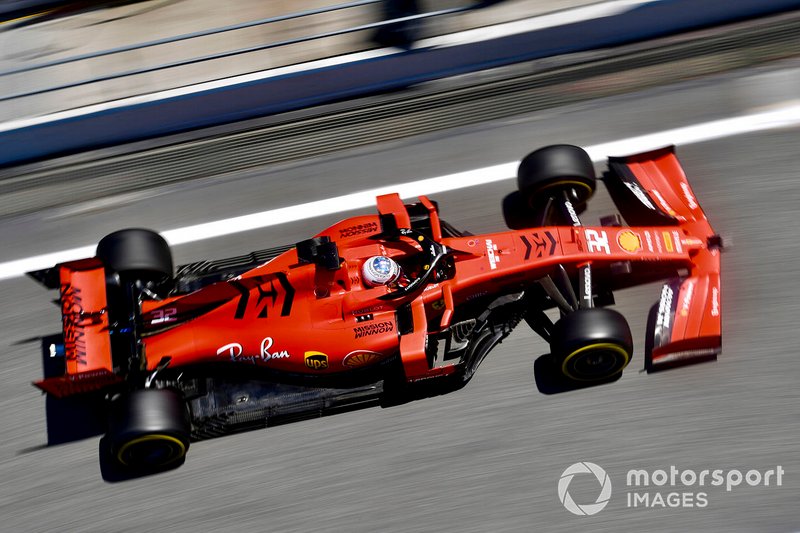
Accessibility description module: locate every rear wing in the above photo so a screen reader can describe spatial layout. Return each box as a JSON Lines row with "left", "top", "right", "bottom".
{"left": 29, "top": 259, "right": 121, "bottom": 396}
{"left": 605, "top": 146, "right": 722, "bottom": 371}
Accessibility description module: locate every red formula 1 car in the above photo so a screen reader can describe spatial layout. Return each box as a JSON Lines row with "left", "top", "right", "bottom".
{"left": 30, "top": 145, "right": 721, "bottom": 475}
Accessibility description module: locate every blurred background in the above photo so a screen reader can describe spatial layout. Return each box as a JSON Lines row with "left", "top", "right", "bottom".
{"left": 1, "top": 0, "right": 799, "bottom": 531}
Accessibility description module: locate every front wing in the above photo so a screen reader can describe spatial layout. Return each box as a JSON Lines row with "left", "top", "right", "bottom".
{"left": 605, "top": 146, "right": 722, "bottom": 371}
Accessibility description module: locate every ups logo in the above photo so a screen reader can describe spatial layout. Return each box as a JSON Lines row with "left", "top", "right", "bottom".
{"left": 304, "top": 351, "right": 329, "bottom": 371}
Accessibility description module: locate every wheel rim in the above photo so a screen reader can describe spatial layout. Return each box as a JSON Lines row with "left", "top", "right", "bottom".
{"left": 536, "top": 179, "right": 594, "bottom": 203}
{"left": 117, "top": 434, "right": 186, "bottom": 468}
{"left": 561, "top": 342, "right": 631, "bottom": 381}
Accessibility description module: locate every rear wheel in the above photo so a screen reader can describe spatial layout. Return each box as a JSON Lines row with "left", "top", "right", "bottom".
{"left": 96, "top": 228, "right": 173, "bottom": 283}
{"left": 96, "top": 229, "right": 173, "bottom": 375}
{"left": 106, "top": 389, "right": 190, "bottom": 471}
{"left": 550, "top": 308, "right": 633, "bottom": 382}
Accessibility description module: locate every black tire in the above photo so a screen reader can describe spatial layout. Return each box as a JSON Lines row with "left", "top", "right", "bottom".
{"left": 550, "top": 308, "right": 633, "bottom": 382}
{"left": 106, "top": 389, "right": 190, "bottom": 471}
{"left": 643, "top": 301, "right": 659, "bottom": 373}
{"left": 517, "top": 145, "right": 596, "bottom": 209}
{"left": 96, "top": 228, "right": 173, "bottom": 282}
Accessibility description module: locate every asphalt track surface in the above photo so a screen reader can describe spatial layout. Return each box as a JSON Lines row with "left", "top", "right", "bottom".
{"left": 1, "top": 59, "right": 799, "bottom": 532}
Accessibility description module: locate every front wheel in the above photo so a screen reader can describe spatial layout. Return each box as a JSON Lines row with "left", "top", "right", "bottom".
{"left": 550, "top": 308, "right": 633, "bottom": 382}
{"left": 106, "top": 389, "right": 190, "bottom": 471}
{"left": 517, "top": 145, "right": 596, "bottom": 212}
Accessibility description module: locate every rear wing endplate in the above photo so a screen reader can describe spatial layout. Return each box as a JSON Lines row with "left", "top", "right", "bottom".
{"left": 31, "top": 259, "right": 120, "bottom": 397}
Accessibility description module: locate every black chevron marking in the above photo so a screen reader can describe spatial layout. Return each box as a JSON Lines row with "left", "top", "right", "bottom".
{"left": 520, "top": 236, "right": 532, "bottom": 260}
{"left": 546, "top": 231, "right": 557, "bottom": 255}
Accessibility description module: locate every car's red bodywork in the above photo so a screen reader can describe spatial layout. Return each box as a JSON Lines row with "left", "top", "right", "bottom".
{"left": 33, "top": 146, "right": 721, "bottom": 399}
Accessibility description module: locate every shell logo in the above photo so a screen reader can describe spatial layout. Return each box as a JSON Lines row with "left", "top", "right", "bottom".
{"left": 617, "top": 230, "right": 641, "bottom": 253}
{"left": 342, "top": 350, "right": 384, "bottom": 368}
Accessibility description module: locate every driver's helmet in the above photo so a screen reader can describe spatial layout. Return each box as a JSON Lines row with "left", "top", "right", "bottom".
{"left": 362, "top": 255, "right": 401, "bottom": 286}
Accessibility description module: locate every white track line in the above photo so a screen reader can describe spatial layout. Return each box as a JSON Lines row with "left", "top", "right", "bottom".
{"left": 3, "top": 101, "right": 800, "bottom": 282}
